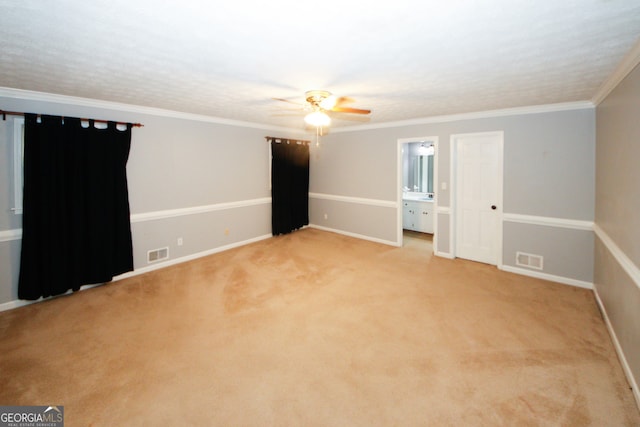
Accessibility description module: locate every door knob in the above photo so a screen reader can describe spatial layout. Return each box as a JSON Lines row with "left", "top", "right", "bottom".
{"left": 491, "top": 205, "right": 497, "bottom": 210}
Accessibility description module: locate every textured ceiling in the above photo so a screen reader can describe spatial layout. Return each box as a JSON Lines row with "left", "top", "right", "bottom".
{"left": 1, "top": 0, "right": 639, "bottom": 130}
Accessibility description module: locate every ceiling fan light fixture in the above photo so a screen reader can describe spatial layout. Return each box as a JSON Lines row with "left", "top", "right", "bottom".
{"left": 304, "top": 111, "right": 331, "bottom": 127}
{"left": 319, "top": 95, "right": 337, "bottom": 110}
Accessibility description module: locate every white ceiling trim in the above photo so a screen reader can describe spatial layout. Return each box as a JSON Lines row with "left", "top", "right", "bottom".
{"left": 1, "top": 86, "right": 596, "bottom": 135}
{"left": 0, "top": 87, "right": 305, "bottom": 135}
{"left": 592, "top": 37, "right": 640, "bottom": 105}
{"left": 331, "top": 101, "right": 595, "bottom": 133}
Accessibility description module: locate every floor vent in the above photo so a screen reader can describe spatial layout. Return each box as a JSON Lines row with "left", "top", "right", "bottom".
{"left": 147, "top": 247, "right": 169, "bottom": 263}
{"left": 516, "top": 252, "right": 543, "bottom": 270}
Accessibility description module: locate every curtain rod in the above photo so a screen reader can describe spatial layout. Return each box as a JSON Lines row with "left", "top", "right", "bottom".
{"left": 1, "top": 110, "right": 144, "bottom": 127}
{"left": 265, "top": 136, "right": 310, "bottom": 144}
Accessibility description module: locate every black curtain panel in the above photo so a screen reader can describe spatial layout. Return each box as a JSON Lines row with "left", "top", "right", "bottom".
{"left": 271, "top": 139, "right": 310, "bottom": 236}
{"left": 18, "top": 114, "right": 134, "bottom": 300}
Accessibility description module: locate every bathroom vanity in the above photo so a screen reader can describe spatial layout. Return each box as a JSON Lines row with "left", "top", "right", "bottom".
{"left": 402, "top": 141, "right": 435, "bottom": 234}
{"left": 402, "top": 193, "right": 434, "bottom": 234}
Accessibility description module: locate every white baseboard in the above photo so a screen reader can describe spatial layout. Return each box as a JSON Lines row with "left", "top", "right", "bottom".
{"left": 0, "top": 299, "right": 31, "bottom": 312}
{"left": 0, "top": 283, "right": 104, "bottom": 312}
{"left": 434, "top": 250, "right": 455, "bottom": 259}
{"left": 308, "top": 224, "right": 399, "bottom": 247}
{"left": 500, "top": 265, "right": 593, "bottom": 289}
{"left": 115, "top": 234, "right": 272, "bottom": 280}
{"left": 0, "top": 234, "right": 272, "bottom": 313}
{"left": 593, "top": 288, "right": 640, "bottom": 410}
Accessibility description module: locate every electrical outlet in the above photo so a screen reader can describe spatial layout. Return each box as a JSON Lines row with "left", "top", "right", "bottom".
{"left": 177, "top": 237, "right": 183, "bottom": 246}
{"left": 324, "top": 213, "right": 328, "bottom": 220}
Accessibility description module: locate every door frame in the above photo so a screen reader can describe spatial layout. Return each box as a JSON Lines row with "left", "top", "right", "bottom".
{"left": 396, "top": 136, "right": 439, "bottom": 247}
{"left": 450, "top": 131, "right": 504, "bottom": 267}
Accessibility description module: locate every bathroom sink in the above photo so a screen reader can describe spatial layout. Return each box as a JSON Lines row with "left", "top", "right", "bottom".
{"left": 403, "top": 192, "right": 433, "bottom": 201}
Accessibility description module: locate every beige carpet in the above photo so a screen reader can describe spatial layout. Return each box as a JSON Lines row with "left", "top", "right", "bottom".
{"left": 0, "top": 228, "right": 638, "bottom": 426}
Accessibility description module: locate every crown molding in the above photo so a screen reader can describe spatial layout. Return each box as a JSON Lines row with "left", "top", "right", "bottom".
{"left": 0, "top": 87, "right": 305, "bottom": 134}
{"left": 1, "top": 86, "right": 596, "bottom": 135}
{"left": 592, "top": 37, "right": 640, "bottom": 105}
{"left": 331, "top": 101, "right": 594, "bottom": 133}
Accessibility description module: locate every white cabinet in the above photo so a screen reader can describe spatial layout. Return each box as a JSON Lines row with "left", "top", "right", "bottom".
{"left": 402, "top": 201, "right": 415, "bottom": 230}
{"left": 403, "top": 200, "right": 433, "bottom": 234}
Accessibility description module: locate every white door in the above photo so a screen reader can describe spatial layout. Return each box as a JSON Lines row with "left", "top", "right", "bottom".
{"left": 454, "top": 132, "right": 503, "bottom": 265}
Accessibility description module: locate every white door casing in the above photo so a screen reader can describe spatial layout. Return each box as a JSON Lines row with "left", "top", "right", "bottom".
{"left": 396, "top": 136, "right": 439, "bottom": 247}
{"left": 452, "top": 132, "right": 503, "bottom": 266}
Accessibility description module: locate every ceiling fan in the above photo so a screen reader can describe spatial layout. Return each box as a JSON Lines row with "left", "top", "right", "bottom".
{"left": 273, "top": 90, "right": 371, "bottom": 128}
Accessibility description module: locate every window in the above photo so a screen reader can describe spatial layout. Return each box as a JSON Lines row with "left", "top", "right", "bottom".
{"left": 13, "top": 117, "right": 24, "bottom": 215}
{"left": 10, "top": 118, "right": 120, "bottom": 215}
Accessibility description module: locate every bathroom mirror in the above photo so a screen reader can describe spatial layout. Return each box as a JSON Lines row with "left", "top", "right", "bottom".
{"left": 414, "top": 155, "right": 434, "bottom": 193}
{"left": 403, "top": 142, "right": 434, "bottom": 194}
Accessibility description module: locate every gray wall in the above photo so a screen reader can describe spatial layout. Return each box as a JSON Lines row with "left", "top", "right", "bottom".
{"left": 1, "top": 78, "right": 635, "bottom": 398}
{"left": 0, "top": 94, "right": 298, "bottom": 305}
{"left": 310, "top": 108, "right": 595, "bottom": 283}
{"left": 594, "top": 63, "right": 640, "bottom": 388}
{"left": 0, "top": 93, "right": 597, "bottom": 305}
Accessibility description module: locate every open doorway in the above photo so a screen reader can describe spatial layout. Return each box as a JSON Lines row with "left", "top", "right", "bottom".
{"left": 397, "top": 136, "right": 438, "bottom": 248}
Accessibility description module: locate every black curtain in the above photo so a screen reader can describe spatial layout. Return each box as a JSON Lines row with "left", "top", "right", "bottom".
{"left": 271, "top": 139, "right": 310, "bottom": 236}
{"left": 18, "top": 114, "right": 134, "bottom": 300}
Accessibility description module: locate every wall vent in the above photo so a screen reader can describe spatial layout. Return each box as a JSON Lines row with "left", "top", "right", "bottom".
{"left": 516, "top": 252, "right": 543, "bottom": 270}
{"left": 147, "top": 247, "right": 169, "bottom": 263}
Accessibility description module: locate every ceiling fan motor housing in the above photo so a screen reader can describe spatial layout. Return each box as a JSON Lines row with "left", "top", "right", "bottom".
{"left": 305, "top": 90, "right": 332, "bottom": 109}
